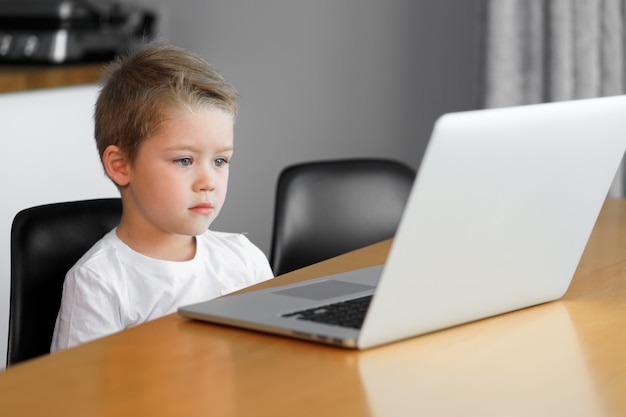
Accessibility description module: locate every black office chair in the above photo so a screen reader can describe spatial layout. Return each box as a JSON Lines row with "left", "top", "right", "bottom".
{"left": 7, "top": 198, "right": 122, "bottom": 367}
{"left": 269, "top": 158, "right": 415, "bottom": 276}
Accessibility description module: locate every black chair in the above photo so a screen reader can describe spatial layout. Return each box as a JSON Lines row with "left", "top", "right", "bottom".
{"left": 7, "top": 198, "right": 122, "bottom": 366}
{"left": 269, "top": 158, "right": 415, "bottom": 276}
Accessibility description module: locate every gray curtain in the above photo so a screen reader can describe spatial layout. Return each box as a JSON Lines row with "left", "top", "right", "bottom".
{"left": 483, "top": 0, "right": 626, "bottom": 197}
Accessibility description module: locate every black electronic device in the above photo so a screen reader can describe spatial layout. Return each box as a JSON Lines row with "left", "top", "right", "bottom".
{"left": 0, "top": 0, "right": 155, "bottom": 63}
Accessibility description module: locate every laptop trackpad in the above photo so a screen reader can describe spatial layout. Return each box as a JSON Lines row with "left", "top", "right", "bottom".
{"left": 274, "top": 280, "right": 375, "bottom": 301}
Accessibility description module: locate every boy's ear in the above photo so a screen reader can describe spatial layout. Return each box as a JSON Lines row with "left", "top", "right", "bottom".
{"left": 102, "top": 145, "right": 131, "bottom": 187}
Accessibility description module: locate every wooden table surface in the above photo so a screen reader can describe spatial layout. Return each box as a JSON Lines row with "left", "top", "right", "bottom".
{"left": 1, "top": 199, "right": 626, "bottom": 416}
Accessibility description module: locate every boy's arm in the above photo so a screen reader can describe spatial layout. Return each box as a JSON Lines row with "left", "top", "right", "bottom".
{"left": 51, "top": 267, "right": 123, "bottom": 352}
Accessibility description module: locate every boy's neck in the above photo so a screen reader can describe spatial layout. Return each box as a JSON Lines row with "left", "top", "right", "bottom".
{"left": 115, "top": 220, "right": 197, "bottom": 262}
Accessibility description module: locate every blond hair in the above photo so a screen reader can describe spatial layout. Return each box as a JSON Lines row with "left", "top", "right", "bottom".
{"left": 94, "top": 42, "right": 238, "bottom": 164}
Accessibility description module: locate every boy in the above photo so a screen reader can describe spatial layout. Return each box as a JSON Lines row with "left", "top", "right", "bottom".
{"left": 51, "top": 43, "right": 274, "bottom": 351}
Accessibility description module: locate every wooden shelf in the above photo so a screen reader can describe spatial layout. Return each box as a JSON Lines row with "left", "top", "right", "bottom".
{"left": 0, "top": 63, "right": 105, "bottom": 93}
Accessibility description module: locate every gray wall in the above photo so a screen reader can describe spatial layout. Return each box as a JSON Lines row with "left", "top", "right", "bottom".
{"left": 132, "top": 0, "right": 483, "bottom": 255}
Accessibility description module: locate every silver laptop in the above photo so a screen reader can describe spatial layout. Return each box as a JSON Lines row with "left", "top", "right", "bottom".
{"left": 179, "top": 95, "right": 626, "bottom": 349}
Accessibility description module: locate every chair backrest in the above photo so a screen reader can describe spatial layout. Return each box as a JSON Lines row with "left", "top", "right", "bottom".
{"left": 7, "top": 198, "right": 122, "bottom": 366}
{"left": 269, "top": 158, "right": 415, "bottom": 276}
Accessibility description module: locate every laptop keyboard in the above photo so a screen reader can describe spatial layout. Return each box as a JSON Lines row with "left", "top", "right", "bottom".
{"left": 282, "top": 295, "right": 373, "bottom": 329}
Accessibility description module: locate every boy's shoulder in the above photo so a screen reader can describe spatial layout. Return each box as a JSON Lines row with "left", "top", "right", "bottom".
{"left": 70, "top": 229, "right": 120, "bottom": 269}
{"left": 198, "top": 230, "right": 272, "bottom": 279}
{"left": 197, "top": 230, "right": 269, "bottom": 264}
{"left": 197, "top": 229, "right": 255, "bottom": 250}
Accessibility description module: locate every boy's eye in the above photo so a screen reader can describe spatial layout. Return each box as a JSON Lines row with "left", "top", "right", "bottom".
{"left": 175, "top": 157, "right": 193, "bottom": 167}
{"left": 214, "top": 158, "right": 229, "bottom": 168}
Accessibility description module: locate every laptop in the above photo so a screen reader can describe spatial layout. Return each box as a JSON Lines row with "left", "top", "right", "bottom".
{"left": 179, "top": 95, "right": 626, "bottom": 349}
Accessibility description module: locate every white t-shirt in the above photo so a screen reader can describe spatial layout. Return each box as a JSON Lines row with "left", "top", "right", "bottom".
{"left": 51, "top": 228, "right": 273, "bottom": 351}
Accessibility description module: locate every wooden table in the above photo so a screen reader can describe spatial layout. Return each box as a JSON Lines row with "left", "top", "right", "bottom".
{"left": 2, "top": 199, "right": 626, "bottom": 416}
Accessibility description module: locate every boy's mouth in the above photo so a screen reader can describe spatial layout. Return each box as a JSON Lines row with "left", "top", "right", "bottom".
{"left": 189, "top": 202, "right": 214, "bottom": 215}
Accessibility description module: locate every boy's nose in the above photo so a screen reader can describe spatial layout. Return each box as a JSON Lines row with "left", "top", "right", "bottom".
{"left": 194, "top": 165, "right": 217, "bottom": 192}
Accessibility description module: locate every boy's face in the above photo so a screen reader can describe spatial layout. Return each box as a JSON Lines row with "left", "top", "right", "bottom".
{"left": 123, "top": 106, "right": 234, "bottom": 238}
